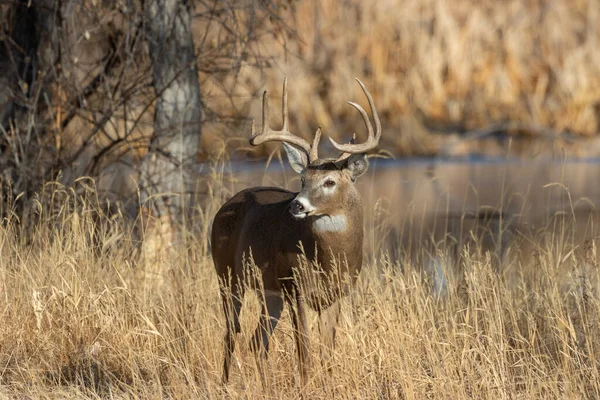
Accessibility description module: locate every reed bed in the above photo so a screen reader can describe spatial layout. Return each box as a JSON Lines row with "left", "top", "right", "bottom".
{"left": 1, "top": 169, "right": 600, "bottom": 399}
{"left": 209, "top": 0, "right": 600, "bottom": 158}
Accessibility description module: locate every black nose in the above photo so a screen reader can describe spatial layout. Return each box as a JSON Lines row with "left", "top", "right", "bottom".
{"left": 290, "top": 200, "right": 304, "bottom": 215}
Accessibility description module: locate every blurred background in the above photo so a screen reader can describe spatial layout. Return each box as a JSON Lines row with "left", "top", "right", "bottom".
{"left": 2, "top": 1, "right": 599, "bottom": 189}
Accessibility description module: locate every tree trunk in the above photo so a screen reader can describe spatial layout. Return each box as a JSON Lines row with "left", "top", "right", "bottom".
{"left": 0, "top": 0, "right": 61, "bottom": 220}
{"left": 139, "top": 0, "right": 202, "bottom": 283}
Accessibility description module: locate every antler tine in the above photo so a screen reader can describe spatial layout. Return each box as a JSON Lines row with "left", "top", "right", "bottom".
{"left": 249, "top": 78, "right": 313, "bottom": 156}
{"left": 309, "top": 127, "right": 322, "bottom": 162}
{"left": 356, "top": 78, "right": 381, "bottom": 141}
{"left": 347, "top": 101, "right": 373, "bottom": 140}
{"left": 282, "top": 77, "right": 288, "bottom": 131}
{"left": 330, "top": 78, "right": 382, "bottom": 154}
{"left": 335, "top": 133, "right": 356, "bottom": 162}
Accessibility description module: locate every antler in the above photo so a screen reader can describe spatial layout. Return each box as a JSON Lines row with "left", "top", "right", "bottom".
{"left": 335, "top": 134, "right": 357, "bottom": 162}
{"left": 331, "top": 78, "right": 381, "bottom": 158}
{"left": 250, "top": 78, "right": 321, "bottom": 162}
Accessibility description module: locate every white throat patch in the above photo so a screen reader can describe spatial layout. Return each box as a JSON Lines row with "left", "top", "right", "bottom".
{"left": 313, "top": 215, "right": 348, "bottom": 233}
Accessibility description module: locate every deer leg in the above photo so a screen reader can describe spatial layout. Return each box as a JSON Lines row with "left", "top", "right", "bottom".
{"left": 318, "top": 300, "right": 341, "bottom": 375}
{"left": 221, "top": 285, "right": 243, "bottom": 385}
{"left": 250, "top": 290, "right": 283, "bottom": 389}
{"left": 250, "top": 290, "right": 284, "bottom": 357}
{"left": 286, "top": 289, "right": 311, "bottom": 386}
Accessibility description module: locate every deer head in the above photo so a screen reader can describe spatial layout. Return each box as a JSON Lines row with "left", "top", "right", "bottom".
{"left": 250, "top": 78, "right": 381, "bottom": 221}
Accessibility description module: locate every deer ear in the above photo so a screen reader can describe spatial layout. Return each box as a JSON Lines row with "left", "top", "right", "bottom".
{"left": 345, "top": 153, "right": 369, "bottom": 181}
{"left": 283, "top": 142, "right": 308, "bottom": 174}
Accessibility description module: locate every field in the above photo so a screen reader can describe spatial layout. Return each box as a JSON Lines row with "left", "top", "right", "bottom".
{"left": 2, "top": 0, "right": 600, "bottom": 398}
{"left": 2, "top": 163, "right": 600, "bottom": 400}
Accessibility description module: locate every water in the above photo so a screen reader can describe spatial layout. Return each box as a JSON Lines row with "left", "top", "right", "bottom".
{"left": 99, "top": 154, "right": 600, "bottom": 271}
{"left": 218, "top": 156, "right": 600, "bottom": 268}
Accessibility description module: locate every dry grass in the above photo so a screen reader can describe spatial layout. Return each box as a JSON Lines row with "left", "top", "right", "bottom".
{"left": 210, "top": 0, "right": 600, "bottom": 158}
{"left": 2, "top": 167, "right": 600, "bottom": 399}
{"left": 3, "top": 1, "right": 599, "bottom": 397}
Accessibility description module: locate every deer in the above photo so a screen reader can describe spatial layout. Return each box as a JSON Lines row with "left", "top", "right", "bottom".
{"left": 211, "top": 77, "right": 381, "bottom": 386}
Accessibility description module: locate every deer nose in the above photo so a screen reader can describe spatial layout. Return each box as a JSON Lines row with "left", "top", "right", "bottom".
{"left": 290, "top": 200, "right": 304, "bottom": 215}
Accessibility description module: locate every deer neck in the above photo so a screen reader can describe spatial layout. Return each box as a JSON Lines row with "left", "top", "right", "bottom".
{"left": 312, "top": 214, "right": 349, "bottom": 233}
{"left": 305, "top": 197, "right": 364, "bottom": 306}
{"left": 308, "top": 194, "right": 363, "bottom": 240}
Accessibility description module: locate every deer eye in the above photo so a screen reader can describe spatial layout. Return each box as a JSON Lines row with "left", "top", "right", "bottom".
{"left": 324, "top": 180, "right": 336, "bottom": 188}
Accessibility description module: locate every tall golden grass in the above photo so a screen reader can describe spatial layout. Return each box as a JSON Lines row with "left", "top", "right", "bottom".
{"left": 205, "top": 0, "right": 600, "bottom": 158}
{"left": 2, "top": 165, "right": 600, "bottom": 399}
{"left": 3, "top": 1, "right": 599, "bottom": 397}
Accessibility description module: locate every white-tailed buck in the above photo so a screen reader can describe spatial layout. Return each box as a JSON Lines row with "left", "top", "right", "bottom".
{"left": 211, "top": 78, "right": 381, "bottom": 385}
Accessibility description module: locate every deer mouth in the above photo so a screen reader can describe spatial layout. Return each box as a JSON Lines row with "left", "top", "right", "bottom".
{"left": 290, "top": 209, "right": 316, "bottom": 220}
{"left": 291, "top": 211, "right": 308, "bottom": 219}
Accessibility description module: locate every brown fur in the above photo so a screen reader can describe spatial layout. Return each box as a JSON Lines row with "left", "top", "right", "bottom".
{"left": 213, "top": 77, "right": 379, "bottom": 386}
{"left": 212, "top": 161, "right": 366, "bottom": 385}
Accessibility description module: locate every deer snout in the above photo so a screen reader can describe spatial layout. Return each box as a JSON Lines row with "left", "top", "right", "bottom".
{"left": 290, "top": 197, "right": 315, "bottom": 219}
{"left": 290, "top": 199, "right": 304, "bottom": 214}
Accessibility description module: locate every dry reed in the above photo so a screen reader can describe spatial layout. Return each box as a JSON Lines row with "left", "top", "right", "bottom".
{"left": 1, "top": 165, "right": 600, "bottom": 399}
{"left": 211, "top": 0, "right": 600, "bottom": 158}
